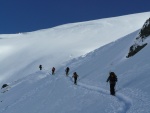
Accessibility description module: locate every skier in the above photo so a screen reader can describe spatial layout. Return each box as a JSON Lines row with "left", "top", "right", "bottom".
{"left": 72, "top": 72, "right": 79, "bottom": 85}
{"left": 39, "top": 65, "right": 42, "bottom": 70}
{"left": 65, "top": 67, "right": 70, "bottom": 76}
{"left": 52, "top": 67, "right": 55, "bottom": 75}
{"left": 106, "top": 71, "right": 118, "bottom": 96}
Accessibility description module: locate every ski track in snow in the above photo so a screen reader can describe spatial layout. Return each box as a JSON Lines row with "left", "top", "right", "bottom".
{"left": 1, "top": 71, "right": 150, "bottom": 113}
{"left": 78, "top": 83, "right": 132, "bottom": 113}
{"left": 67, "top": 76, "right": 132, "bottom": 113}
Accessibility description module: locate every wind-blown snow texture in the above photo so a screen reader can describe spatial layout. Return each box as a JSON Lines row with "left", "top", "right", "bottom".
{"left": 0, "top": 12, "right": 150, "bottom": 113}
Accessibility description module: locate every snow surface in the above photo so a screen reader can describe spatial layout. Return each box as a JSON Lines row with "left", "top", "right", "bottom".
{"left": 0, "top": 12, "right": 150, "bottom": 113}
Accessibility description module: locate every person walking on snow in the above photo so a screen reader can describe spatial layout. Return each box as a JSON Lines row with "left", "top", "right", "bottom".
{"left": 72, "top": 72, "right": 79, "bottom": 85}
{"left": 52, "top": 67, "right": 55, "bottom": 75}
{"left": 65, "top": 67, "right": 70, "bottom": 76}
{"left": 39, "top": 65, "right": 42, "bottom": 70}
{"left": 106, "top": 72, "right": 118, "bottom": 96}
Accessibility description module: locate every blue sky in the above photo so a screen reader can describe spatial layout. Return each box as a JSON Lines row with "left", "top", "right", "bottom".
{"left": 0, "top": 0, "right": 149, "bottom": 34}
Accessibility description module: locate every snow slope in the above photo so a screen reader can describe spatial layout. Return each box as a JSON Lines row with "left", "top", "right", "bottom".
{"left": 1, "top": 30, "right": 150, "bottom": 113}
{"left": 0, "top": 12, "right": 150, "bottom": 84}
{"left": 0, "top": 12, "right": 150, "bottom": 113}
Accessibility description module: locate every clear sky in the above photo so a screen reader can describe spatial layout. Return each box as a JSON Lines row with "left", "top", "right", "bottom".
{"left": 0, "top": 0, "right": 149, "bottom": 34}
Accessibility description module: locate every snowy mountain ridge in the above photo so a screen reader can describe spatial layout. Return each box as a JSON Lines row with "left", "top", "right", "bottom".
{"left": 0, "top": 12, "right": 150, "bottom": 113}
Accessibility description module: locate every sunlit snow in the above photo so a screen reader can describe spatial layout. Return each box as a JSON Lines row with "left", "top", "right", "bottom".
{"left": 0, "top": 12, "right": 150, "bottom": 113}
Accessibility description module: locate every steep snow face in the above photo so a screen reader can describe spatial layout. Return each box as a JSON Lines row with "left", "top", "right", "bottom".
{"left": 1, "top": 30, "right": 150, "bottom": 113}
{"left": 0, "top": 12, "right": 150, "bottom": 84}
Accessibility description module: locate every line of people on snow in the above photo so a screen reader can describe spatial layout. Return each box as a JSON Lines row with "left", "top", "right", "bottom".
{"left": 39, "top": 65, "right": 79, "bottom": 85}
{"left": 39, "top": 65, "right": 56, "bottom": 75}
{"left": 38, "top": 64, "right": 118, "bottom": 96}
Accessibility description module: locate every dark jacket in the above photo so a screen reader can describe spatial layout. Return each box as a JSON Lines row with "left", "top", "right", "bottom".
{"left": 72, "top": 72, "right": 78, "bottom": 79}
{"left": 65, "top": 67, "right": 69, "bottom": 72}
{"left": 39, "top": 65, "right": 42, "bottom": 68}
{"left": 52, "top": 67, "right": 55, "bottom": 71}
{"left": 107, "top": 72, "right": 117, "bottom": 84}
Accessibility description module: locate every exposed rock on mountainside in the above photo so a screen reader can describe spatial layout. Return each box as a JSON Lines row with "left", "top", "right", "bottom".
{"left": 127, "top": 18, "right": 150, "bottom": 58}
{"left": 138, "top": 18, "right": 150, "bottom": 39}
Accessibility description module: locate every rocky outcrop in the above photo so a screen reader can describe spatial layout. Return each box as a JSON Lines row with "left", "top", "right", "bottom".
{"left": 127, "top": 18, "right": 150, "bottom": 58}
